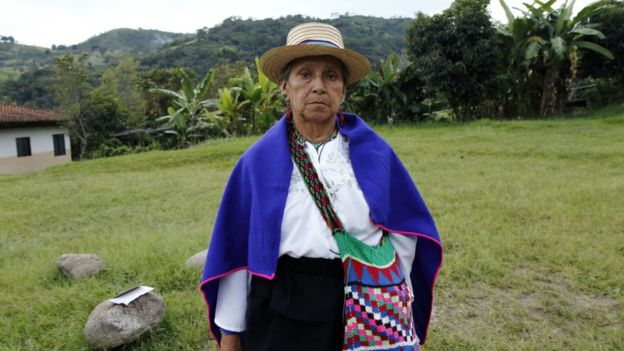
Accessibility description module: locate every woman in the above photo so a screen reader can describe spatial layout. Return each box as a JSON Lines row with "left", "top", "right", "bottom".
{"left": 200, "top": 22, "right": 443, "bottom": 351}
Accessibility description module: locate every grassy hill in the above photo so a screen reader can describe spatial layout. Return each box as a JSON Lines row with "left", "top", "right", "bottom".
{"left": 1, "top": 107, "right": 623, "bottom": 350}
{"left": 2, "top": 16, "right": 409, "bottom": 85}
{"left": 75, "top": 28, "right": 184, "bottom": 54}
{"left": 142, "top": 15, "right": 411, "bottom": 76}
{"left": 0, "top": 43, "right": 52, "bottom": 80}
{"left": 0, "top": 29, "right": 183, "bottom": 80}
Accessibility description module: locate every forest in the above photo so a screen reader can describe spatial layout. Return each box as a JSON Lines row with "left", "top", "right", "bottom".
{"left": 0, "top": 0, "right": 623, "bottom": 159}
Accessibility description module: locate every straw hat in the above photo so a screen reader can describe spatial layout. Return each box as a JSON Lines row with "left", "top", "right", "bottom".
{"left": 259, "top": 22, "right": 370, "bottom": 86}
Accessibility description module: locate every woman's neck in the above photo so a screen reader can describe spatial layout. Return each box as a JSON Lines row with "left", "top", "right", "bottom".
{"left": 293, "top": 115, "right": 336, "bottom": 143}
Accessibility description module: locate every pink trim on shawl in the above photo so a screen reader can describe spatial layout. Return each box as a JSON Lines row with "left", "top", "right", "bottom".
{"left": 198, "top": 267, "right": 276, "bottom": 348}
{"left": 374, "top": 222, "right": 444, "bottom": 346}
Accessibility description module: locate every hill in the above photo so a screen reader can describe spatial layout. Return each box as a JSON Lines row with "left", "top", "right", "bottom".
{"left": 1, "top": 107, "right": 623, "bottom": 349}
{"left": 142, "top": 15, "right": 411, "bottom": 76}
{"left": 74, "top": 28, "right": 185, "bottom": 54}
{"left": 0, "top": 28, "right": 184, "bottom": 80}
{"left": 1, "top": 16, "right": 409, "bottom": 82}
{"left": 0, "top": 42, "right": 52, "bottom": 80}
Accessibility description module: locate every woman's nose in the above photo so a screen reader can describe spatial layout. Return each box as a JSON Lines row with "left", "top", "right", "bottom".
{"left": 310, "top": 75, "right": 326, "bottom": 94}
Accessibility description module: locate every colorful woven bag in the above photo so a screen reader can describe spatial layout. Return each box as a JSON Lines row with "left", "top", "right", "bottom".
{"left": 288, "top": 116, "right": 418, "bottom": 351}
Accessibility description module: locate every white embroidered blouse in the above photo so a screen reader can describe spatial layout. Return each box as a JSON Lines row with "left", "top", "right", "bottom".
{"left": 214, "top": 132, "right": 417, "bottom": 332}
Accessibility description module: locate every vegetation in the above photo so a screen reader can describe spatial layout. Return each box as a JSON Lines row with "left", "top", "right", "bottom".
{"left": 346, "top": 53, "right": 407, "bottom": 123}
{"left": 53, "top": 54, "right": 92, "bottom": 159}
{"left": 1, "top": 106, "right": 623, "bottom": 350}
{"left": 218, "top": 57, "right": 284, "bottom": 135}
{"left": 1, "top": 3, "right": 623, "bottom": 350}
{"left": 150, "top": 68, "right": 219, "bottom": 148}
{"left": 403, "top": 0, "right": 620, "bottom": 120}
{"left": 406, "top": 0, "right": 502, "bottom": 121}
{"left": 0, "top": 29, "right": 183, "bottom": 81}
{"left": 98, "top": 58, "right": 148, "bottom": 129}
{"left": 0, "top": 42, "right": 52, "bottom": 80}
{"left": 0, "top": 66, "right": 55, "bottom": 108}
{"left": 497, "top": 0, "right": 614, "bottom": 117}
{"left": 142, "top": 15, "right": 410, "bottom": 77}
{"left": 2, "top": 3, "right": 624, "bottom": 159}
{"left": 74, "top": 28, "right": 184, "bottom": 54}
{"left": 579, "top": 0, "right": 624, "bottom": 105}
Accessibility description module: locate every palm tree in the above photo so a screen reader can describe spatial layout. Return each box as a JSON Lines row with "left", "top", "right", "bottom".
{"left": 498, "top": 0, "right": 614, "bottom": 116}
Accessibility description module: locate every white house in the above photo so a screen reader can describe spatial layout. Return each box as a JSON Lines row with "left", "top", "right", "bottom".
{"left": 0, "top": 104, "right": 71, "bottom": 175}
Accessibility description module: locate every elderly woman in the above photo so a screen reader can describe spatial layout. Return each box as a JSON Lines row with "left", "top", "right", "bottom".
{"left": 200, "top": 22, "right": 442, "bottom": 351}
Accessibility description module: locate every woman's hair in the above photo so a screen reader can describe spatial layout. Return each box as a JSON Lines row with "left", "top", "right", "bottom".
{"left": 281, "top": 56, "right": 349, "bottom": 84}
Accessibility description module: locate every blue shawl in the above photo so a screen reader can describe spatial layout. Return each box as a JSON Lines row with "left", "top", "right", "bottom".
{"left": 200, "top": 112, "right": 443, "bottom": 345}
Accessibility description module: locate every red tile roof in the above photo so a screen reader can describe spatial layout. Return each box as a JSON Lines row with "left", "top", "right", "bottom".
{"left": 0, "top": 104, "right": 63, "bottom": 126}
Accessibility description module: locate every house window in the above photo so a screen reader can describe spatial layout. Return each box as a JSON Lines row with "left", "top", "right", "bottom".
{"left": 16, "top": 137, "right": 32, "bottom": 157}
{"left": 53, "top": 134, "right": 66, "bottom": 156}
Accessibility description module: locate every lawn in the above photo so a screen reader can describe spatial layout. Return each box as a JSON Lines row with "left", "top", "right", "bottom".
{"left": 1, "top": 106, "right": 623, "bottom": 350}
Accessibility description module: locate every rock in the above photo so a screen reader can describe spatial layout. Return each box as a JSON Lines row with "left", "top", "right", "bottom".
{"left": 84, "top": 291, "right": 166, "bottom": 350}
{"left": 184, "top": 249, "right": 207, "bottom": 270}
{"left": 57, "top": 253, "right": 104, "bottom": 279}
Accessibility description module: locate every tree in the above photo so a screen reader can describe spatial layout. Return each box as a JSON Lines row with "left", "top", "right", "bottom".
{"left": 150, "top": 68, "right": 219, "bottom": 148}
{"left": 98, "top": 58, "right": 147, "bottom": 128}
{"left": 406, "top": 0, "right": 503, "bottom": 120}
{"left": 1, "top": 36, "right": 15, "bottom": 44}
{"left": 498, "top": 0, "right": 614, "bottom": 116}
{"left": 78, "top": 90, "right": 126, "bottom": 158}
{"left": 53, "top": 53, "right": 92, "bottom": 159}
{"left": 0, "top": 67, "right": 55, "bottom": 108}
{"left": 579, "top": 1, "right": 624, "bottom": 89}
{"left": 139, "top": 67, "right": 188, "bottom": 122}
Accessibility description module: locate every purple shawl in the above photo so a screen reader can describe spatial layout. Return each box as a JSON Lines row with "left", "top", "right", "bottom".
{"left": 200, "top": 112, "right": 443, "bottom": 346}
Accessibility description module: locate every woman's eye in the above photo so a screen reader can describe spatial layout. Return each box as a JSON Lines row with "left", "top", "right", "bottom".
{"left": 300, "top": 70, "right": 311, "bottom": 78}
{"left": 326, "top": 72, "right": 338, "bottom": 81}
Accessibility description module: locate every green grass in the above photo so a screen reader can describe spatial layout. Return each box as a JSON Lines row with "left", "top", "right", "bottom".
{"left": 1, "top": 106, "right": 623, "bottom": 350}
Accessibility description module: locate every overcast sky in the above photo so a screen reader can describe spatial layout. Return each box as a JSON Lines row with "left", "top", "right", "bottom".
{"left": 2, "top": 0, "right": 595, "bottom": 48}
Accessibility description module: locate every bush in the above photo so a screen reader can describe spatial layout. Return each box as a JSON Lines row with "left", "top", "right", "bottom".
{"left": 89, "top": 138, "right": 161, "bottom": 159}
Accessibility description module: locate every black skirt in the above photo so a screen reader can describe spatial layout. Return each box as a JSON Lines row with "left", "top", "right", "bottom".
{"left": 245, "top": 255, "right": 344, "bottom": 351}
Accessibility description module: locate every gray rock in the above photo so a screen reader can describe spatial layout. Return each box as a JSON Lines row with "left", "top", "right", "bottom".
{"left": 84, "top": 291, "right": 166, "bottom": 349}
{"left": 184, "top": 249, "right": 207, "bottom": 270}
{"left": 57, "top": 253, "right": 104, "bottom": 279}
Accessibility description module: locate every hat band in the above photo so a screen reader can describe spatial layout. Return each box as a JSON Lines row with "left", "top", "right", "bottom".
{"left": 297, "top": 39, "right": 341, "bottom": 48}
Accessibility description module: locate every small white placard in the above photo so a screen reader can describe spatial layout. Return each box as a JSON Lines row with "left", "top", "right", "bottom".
{"left": 109, "top": 285, "right": 154, "bottom": 306}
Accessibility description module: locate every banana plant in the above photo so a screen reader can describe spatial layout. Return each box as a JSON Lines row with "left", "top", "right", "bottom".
{"left": 347, "top": 53, "right": 406, "bottom": 123}
{"left": 150, "top": 68, "right": 217, "bottom": 148}
{"left": 215, "top": 87, "right": 249, "bottom": 136}
{"left": 498, "top": 0, "right": 614, "bottom": 116}
{"left": 217, "top": 57, "right": 283, "bottom": 134}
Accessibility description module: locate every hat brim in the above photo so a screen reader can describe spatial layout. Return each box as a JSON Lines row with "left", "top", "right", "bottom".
{"left": 259, "top": 45, "right": 370, "bottom": 86}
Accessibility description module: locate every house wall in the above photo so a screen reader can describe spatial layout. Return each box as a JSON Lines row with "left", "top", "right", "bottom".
{"left": 0, "top": 127, "right": 71, "bottom": 175}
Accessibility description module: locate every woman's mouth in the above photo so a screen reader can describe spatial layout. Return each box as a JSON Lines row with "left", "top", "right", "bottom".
{"left": 307, "top": 100, "right": 328, "bottom": 106}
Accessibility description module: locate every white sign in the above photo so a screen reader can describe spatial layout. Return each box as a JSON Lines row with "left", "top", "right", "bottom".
{"left": 109, "top": 285, "right": 154, "bottom": 306}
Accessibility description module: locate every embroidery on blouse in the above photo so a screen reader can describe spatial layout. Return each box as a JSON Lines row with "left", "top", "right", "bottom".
{"left": 289, "top": 134, "right": 356, "bottom": 197}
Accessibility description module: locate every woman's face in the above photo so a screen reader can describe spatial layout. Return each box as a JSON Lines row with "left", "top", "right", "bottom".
{"left": 282, "top": 56, "right": 346, "bottom": 126}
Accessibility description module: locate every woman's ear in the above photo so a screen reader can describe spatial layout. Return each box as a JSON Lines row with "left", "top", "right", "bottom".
{"left": 280, "top": 81, "right": 289, "bottom": 101}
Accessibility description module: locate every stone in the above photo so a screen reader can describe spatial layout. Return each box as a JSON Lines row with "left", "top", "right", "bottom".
{"left": 184, "top": 249, "right": 207, "bottom": 270}
{"left": 57, "top": 253, "right": 104, "bottom": 279}
{"left": 84, "top": 291, "right": 166, "bottom": 350}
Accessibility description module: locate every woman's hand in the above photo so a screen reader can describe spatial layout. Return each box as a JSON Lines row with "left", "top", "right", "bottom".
{"left": 220, "top": 334, "right": 243, "bottom": 351}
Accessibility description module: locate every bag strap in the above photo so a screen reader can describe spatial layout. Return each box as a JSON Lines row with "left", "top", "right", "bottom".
{"left": 287, "top": 113, "right": 344, "bottom": 234}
